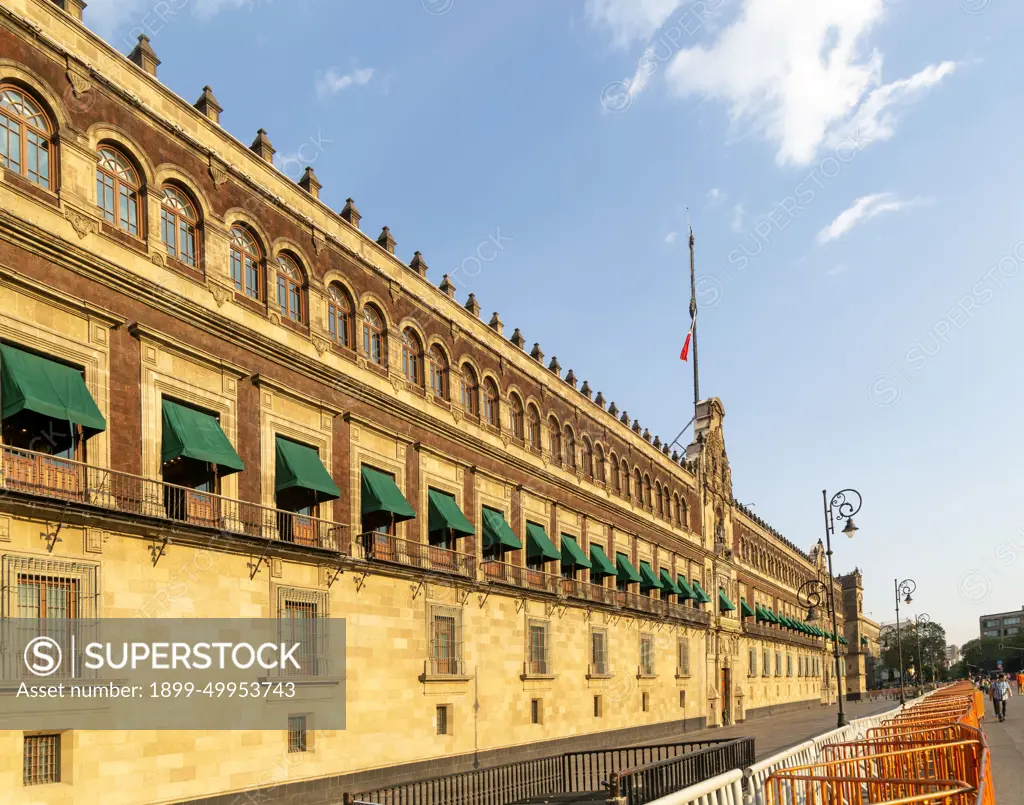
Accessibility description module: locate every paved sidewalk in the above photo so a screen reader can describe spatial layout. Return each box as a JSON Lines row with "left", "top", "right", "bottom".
{"left": 983, "top": 696, "right": 1024, "bottom": 805}
{"left": 639, "top": 698, "right": 899, "bottom": 761}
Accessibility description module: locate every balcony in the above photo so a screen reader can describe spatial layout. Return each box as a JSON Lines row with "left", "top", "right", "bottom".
{"left": 0, "top": 445, "right": 345, "bottom": 551}
{"left": 742, "top": 620, "right": 823, "bottom": 649}
{"left": 561, "top": 578, "right": 618, "bottom": 607}
{"left": 666, "top": 601, "right": 713, "bottom": 628}
{"left": 481, "top": 560, "right": 561, "bottom": 595}
{"left": 358, "top": 532, "right": 475, "bottom": 578}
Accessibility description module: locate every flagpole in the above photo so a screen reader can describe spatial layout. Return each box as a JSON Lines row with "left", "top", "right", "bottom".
{"left": 688, "top": 216, "right": 699, "bottom": 419}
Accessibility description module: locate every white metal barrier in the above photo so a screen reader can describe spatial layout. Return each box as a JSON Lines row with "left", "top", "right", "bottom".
{"left": 644, "top": 769, "right": 745, "bottom": 805}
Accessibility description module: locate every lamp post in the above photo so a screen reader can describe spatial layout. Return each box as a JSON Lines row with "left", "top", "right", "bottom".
{"left": 815, "top": 488, "right": 861, "bottom": 728}
{"left": 799, "top": 578, "right": 833, "bottom": 705}
{"left": 894, "top": 578, "right": 916, "bottom": 705}
{"left": 915, "top": 613, "right": 931, "bottom": 689}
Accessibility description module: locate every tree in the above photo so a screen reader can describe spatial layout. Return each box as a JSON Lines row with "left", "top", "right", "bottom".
{"left": 961, "top": 635, "right": 1024, "bottom": 674}
{"left": 880, "top": 621, "right": 947, "bottom": 682}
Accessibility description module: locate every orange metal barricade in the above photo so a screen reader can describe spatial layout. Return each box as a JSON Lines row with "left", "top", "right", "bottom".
{"left": 766, "top": 683, "right": 995, "bottom": 805}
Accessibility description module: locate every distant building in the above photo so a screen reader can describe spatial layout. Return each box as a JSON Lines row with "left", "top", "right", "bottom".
{"left": 979, "top": 606, "right": 1024, "bottom": 639}
{"left": 945, "top": 645, "right": 959, "bottom": 666}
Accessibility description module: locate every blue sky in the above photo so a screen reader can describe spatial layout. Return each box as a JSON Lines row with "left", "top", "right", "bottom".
{"left": 86, "top": 0, "right": 1024, "bottom": 649}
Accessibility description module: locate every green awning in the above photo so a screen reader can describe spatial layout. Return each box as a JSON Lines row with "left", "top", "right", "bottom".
{"left": 275, "top": 436, "right": 340, "bottom": 502}
{"left": 161, "top": 399, "right": 244, "bottom": 475}
{"left": 719, "top": 589, "right": 736, "bottom": 612}
{"left": 560, "top": 535, "right": 592, "bottom": 569}
{"left": 691, "top": 579, "right": 711, "bottom": 604}
{"left": 427, "top": 489, "right": 475, "bottom": 537}
{"left": 676, "top": 575, "right": 696, "bottom": 600}
{"left": 360, "top": 465, "right": 416, "bottom": 522}
{"left": 590, "top": 544, "right": 617, "bottom": 577}
{"left": 1, "top": 343, "right": 106, "bottom": 434}
{"left": 765, "top": 608, "right": 780, "bottom": 625}
{"left": 812, "top": 625, "right": 824, "bottom": 636}
{"left": 741, "top": 599, "right": 755, "bottom": 618}
{"left": 755, "top": 604, "right": 769, "bottom": 622}
{"left": 638, "top": 561, "right": 663, "bottom": 591}
{"left": 798, "top": 621, "right": 810, "bottom": 634}
{"left": 482, "top": 507, "right": 521, "bottom": 551}
{"left": 616, "top": 553, "right": 642, "bottom": 584}
{"left": 526, "top": 522, "right": 560, "bottom": 562}
{"left": 660, "top": 569, "right": 682, "bottom": 596}
{"left": 839, "top": 635, "right": 848, "bottom": 645}
{"left": 781, "top": 615, "right": 795, "bottom": 630}
{"left": 861, "top": 636, "right": 868, "bottom": 646}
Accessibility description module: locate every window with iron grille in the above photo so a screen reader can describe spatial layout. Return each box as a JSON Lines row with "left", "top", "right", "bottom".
{"left": 527, "top": 620, "right": 550, "bottom": 675}
{"left": 531, "top": 698, "right": 543, "bottom": 724}
{"left": 430, "top": 606, "right": 464, "bottom": 676}
{"left": 763, "top": 649, "right": 770, "bottom": 677}
{"left": 749, "top": 649, "right": 757, "bottom": 677}
{"left": 590, "top": 627, "right": 609, "bottom": 675}
{"left": 640, "top": 633, "right": 655, "bottom": 676}
{"left": 436, "top": 704, "right": 451, "bottom": 735}
{"left": 677, "top": 637, "right": 690, "bottom": 677}
{"left": 288, "top": 715, "right": 307, "bottom": 753}
{"left": 277, "top": 588, "right": 329, "bottom": 677}
{"left": 23, "top": 734, "right": 60, "bottom": 785}
{"left": 3, "top": 555, "right": 99, "bottom": 619}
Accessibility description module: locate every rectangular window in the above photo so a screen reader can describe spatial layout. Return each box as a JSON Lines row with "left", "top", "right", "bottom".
{"left": 679, "top": 690, "right": 686, "bottom": 709}
{"left": 436, "top": 704, "right": 451, "bottom": 736}
{"left": 640, "top": 633, "right": 655, "bottom": 676}
{"left": 430, "top": 606, "right": 464, "bottom": 676}
{"left": 277, "top": 588, "right": 328, "bottom": 677}
{"left": 590, "top": 628, "right": 609, "bottom": 675}
{"left": 23, "top": 734, "right": 60, "bottom": 785}
{"left": 230, "top": 249, "right": 244, "bottom": 290}
{"left": 97, "top": 172, "right": 116, "bottom": 224}
{"left": 763, "top": 649, "right": 770, "bottom": 678}
{"left": 642, "top": 692, "right": 650, "bottom": 712}
{"left": 677, "top": 637, "right": 690, "bottom": 677}
{"left": 161, "top": 209, "right": 177, "bottom": 258}
{"left": 775, "top": 652, "right": 782, "bottom": 677}
{"left": 528, "top": 620, "right": 549, "bottom": 675}
{"left": 749, "top": 649, "right": 757, "bottom": 677}
{"left": 594, "top": 695, "right": 603, "bottom": 718}
{"left": 288, "top": 715, "right": 307, "bottom": 753}
{"left": 531, "top": 698, "right": 543, "bottom": 725}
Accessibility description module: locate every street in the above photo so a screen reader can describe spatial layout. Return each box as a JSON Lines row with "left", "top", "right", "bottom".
{"left": 985, "top": 696, "right": 1024, "bottom": 805}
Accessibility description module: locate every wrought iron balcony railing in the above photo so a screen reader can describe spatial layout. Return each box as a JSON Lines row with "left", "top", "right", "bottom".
{"left": 481, "top": 560, "right": 562, "bottom": 595}
{"left": 358, "top": 532, "right": 475, "bottom": 577}
{"left": 561, "top": 577, "right": 618, "bottom": 607}
{"left": 0, "top": 445, "right": 345, "bottom": 552}
{"left": 742, "top": 619, "right": 825, "bottom": 649}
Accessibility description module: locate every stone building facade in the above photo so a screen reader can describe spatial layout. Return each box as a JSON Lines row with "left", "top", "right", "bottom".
{"left": 0, "top": 1, "right": 854, "bottom": 802}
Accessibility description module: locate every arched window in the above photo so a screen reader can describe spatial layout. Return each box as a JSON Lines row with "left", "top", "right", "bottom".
{"left": 0, "top": 85, "right": 53, "bottom": 189}
{"left": 656, "top": 482, "right": 664, "bottom": 517}
{"left": 96, "top": 146, "right": 142, "bottom": 236}
{"left": 610, "top": 451, "right": 620, "bottom": 491}
{"left": 509, "top": 393, "right": 524, "bottom": 440}
{"left": 483, "top": 378, "right": 500, "bottom": 428}
{"left": 460, "top": 364, "right": 479, "bottom": 416}
{"left": 327, "top": 284, "right": 353, "bottom": 347}
{"left": 564, "top": 426, "right": 576, "bottom": 470}
{"left": 230, "top": 226, "right": 262, "bottom": 300}
{"left": 527, "top": 404, "right": 541, "bottom": 449}
{"left": 621, "top": 460, "right": 630, "bottom": 496}
{"left": 673, "top": 493, "right": 682, "bottom": 526}
{"left": 595, "top": 444, "right": 605, "bottom": 483}
{"left": 581, "top": 437, "right": 593, "bottom": 478}
{"left": 402, "top": 329, "right": 422, "bottom": 384}
{"left": 634, "top": 468, "right": 643, "bottom": 504}
{"left": 160, "top": 186, "right": 199, "bottom": 267}
{"left": 644, "top": 474, "right": 652, "bottom": 509}
{"left": 428, "top": 346, "right": 448, "bottom": 398}
{"left": 362, "top": 305, "right": 386, "bottom": 366}
{"left": 548, "top": 417, "right": 562, "bottom": 464}
{"left": 275, "top": 254, "right": 304, "bottom": 323}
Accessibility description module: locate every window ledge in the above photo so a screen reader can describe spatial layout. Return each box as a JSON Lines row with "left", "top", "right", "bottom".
{"left": 586, "top": 672, "right": 614, "bottom": 681}
{"left": 637, "top": 673, "right": 657, "bottom": 680}
{"left": 675, "top": 673, "right": 691, "bottom": 680}
{"left": 419, "top": 673, "right": 473, "bottom": 684}
{"left": 520, "top": 673, "right": 556, "bottom": 681}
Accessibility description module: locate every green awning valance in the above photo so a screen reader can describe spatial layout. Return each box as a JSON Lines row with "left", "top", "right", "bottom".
{"left": 691, "top": 579, "right": 711, "bottom": 604}
{"left": 839, "top": 635, "right": 848, "bottom": 645}
{"left": 755, "top": 604, "right": 768, "bottom": 622}
{"left": 616, "top": 553, "right": 642, "bottom": 584}
{"left": 639, "top": 561, "right": 662, "bottom": 591}
{"left": 590, "top": 544, "right": 617, "bottom": 577}
{"left": 0, "top": 343, "right": 106, "bottom": 434}
{"left": 161, "top": 399, "right": 244, "bottom": 475}
{"left": 861, "top": 636, "right": 868, "bottom": 646}
{"left": 360, "top": 465, "right": 416, "bottom": 522}
{"left": 765, "top": 608, "right": 780, "bottom": 625}
{"left": 560, "top": 535, "right": 592, "bottom": 569}
{"left": 427, "top": 489, "right": 475, "bottom": 537}
{"left": 741, "top": 599, "right": 755, "bottom": 618}
{"left": 660, "top": 569, "right": 682, "bottom": 596}
{"left": 275, "top": 436, "right": 340, "bottom": 502}
{"left": 526, "top": 522, "right": 560, "bottom": 562}
{"left": 482, "top": 507, "right": 521, "bottom": 551}
{"left": 719, "top": 589, "right": 736, "bottom": 612}
{"left": 812, "top": 625, "right": 823, "bottom": 636}
{"left": 676, "top": 575, "right": 696, "bottom": 600}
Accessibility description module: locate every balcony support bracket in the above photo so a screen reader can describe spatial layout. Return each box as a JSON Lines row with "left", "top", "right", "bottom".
{"left": 354, "top": 570, "right": 369, "bottom": 592}
{"left": 477, "top": 590, "right": 491, "bottom": 609}
{"left": 149, "top": 535, "right": 170, "bottom": 567}
{"left": 545, "top": 602, "right": 567, "bottom": 619}
{"left": 40, "top": 503, "right": 70, "bottom": 553}
{"left": 410, "top": 579, "right": 424, "bottom": 601}
{"left": 515, "top": 597, "right": 527, "bottom": 614}
{"left": 324, "top": 564, "right": 344, "bottom": 589}
{"left": 248, "top": 548, "right": 271, "bottom": 581}
{"left": 456, "top": 587, "right": 470, "bottom": 607}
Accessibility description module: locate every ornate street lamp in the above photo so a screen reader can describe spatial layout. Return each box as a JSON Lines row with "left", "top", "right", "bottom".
{"left": 894, "top": 578, "right": 916, "bottom": 705}
{"left": 815, "top": 488, "right": 862, "bottom": 728}
{"left": 915, "top": 614, "right": 931, "bottom": 687}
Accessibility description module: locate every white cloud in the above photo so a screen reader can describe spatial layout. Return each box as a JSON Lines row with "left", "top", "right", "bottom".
{"left": 316, "top": 67, "right": 376, "bottom": 99}
{"left": 816, "top": 193, "right": 923, "bottom": 244}
{"left": 585, "top": 0, "right": 686, "bottom": 49}
{"left": 731, "top": 204, "right": 745, "bottom": 233}
{"left": 665, "top": 231, "right": 678, "bottom": 244}
{"left": 86, "top": 0, "right": 261, "bottom": 40}
{"left": 706, "top": 187, "right": 725, "bottom": 205}
{"left": 664, "top": 0, "right": 956, "bottom": 166}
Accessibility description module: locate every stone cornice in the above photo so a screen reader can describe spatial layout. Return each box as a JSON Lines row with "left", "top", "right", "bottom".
{"left": 128, "top": 323, "right": 249, "bottom": 378}
{"left": 0, "top": 263, "right": 125, "bottom": 328}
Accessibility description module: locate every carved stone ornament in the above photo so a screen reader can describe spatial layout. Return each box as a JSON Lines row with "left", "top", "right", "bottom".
{"left": 501, "top": 434, "right": 511, "bottom": 448}
{"left": 64, "top": 207, "right": 96, "bottom": 239}
{"left": 312, "top": 335, "right": 330, "bottom": 356}
{"left": 389, "top": 374, "right": 403, "bottom": 393}
{"left": 450, "top": 321, "right": 460, "bottom": 342}
{"left": 268, "top": 311, "right": 282, "bottom": 326}
{"left": 65, "top": 61, "right": 92, "bottom": 98}
{"left": 356, "top": 356, "right": 367, "bottom": 370}
{"left": 312, "top": 230, "right": 327, "bottom": 257}
{"left": 150, "top": 250, "right": 165, "bottom": 268}
{"left": 207, "top": 282, "right": 232, "bottom": 307}
{"left": 452, "top": 407, "right": 462, "bottom": 424}
{"left": 208, "top": 156, "right": 228, "bottom": 188}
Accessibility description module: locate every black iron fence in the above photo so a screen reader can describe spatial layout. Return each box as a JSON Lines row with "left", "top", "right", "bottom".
{"left": 610, "top": 738, "right": 754, "bottom": 805}
{"left": 349, "top": 738, "right": 752, "bottom": 805}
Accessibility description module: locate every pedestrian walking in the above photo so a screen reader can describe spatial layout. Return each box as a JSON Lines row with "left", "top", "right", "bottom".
{"left": 1016, "top": 671, "right": 1024, "bottom": 695}
{"left": 992, "top": 674, "right": 1012, "bottom": 722}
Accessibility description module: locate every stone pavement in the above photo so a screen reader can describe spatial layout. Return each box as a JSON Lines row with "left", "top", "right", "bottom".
{"left": 984, "top": 695, "right": 1024, "bottom": 805}
{"left": 639, "top": 698, "right": 899, "bottom": 761}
